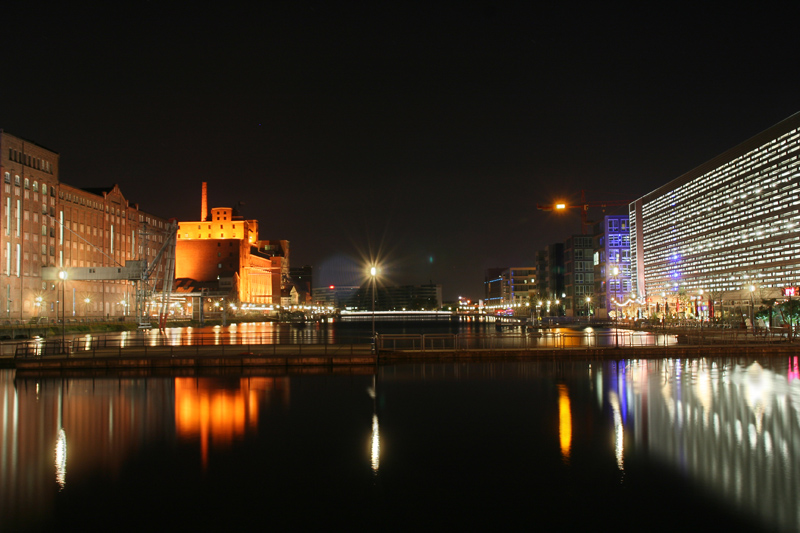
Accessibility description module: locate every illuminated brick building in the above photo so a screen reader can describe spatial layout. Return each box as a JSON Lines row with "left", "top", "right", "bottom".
{"left": 175, "top": 202, "right": 288, "bottom": 306}
{"left": 0, "top": 131, "right": 171, "bottom": 320}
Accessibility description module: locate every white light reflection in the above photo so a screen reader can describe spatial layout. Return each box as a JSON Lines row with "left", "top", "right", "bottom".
{"left": 609, "top": 391, "right": 624, "bottom": 470}
{"left": 369, "top": 374, "right": 379, "bottom": 473}
{"left": 55, "top": 428, "right": 67, "bottom": 490}
{"left": 370, "top": 414, "right": 380, "bottom": 472}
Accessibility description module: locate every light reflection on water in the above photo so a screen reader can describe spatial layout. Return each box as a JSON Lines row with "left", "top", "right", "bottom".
{"left": 67, "top": 321, "right": 674, "bottom": 350}
{"left": 1, "top": 356, "right": 798, "bottom": 529}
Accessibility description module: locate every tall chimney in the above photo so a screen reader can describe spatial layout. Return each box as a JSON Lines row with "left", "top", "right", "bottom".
{"left": 201, "top": 182, "right": 208, "bottom": 222}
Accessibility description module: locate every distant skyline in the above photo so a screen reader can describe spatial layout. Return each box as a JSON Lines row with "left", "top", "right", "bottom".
{"left": 4, "top": 3, "right": 799, "bottom": 300}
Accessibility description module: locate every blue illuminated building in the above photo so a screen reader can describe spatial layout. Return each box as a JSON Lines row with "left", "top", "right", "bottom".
{"left": 593, "top": 215, "right": 632, "bottom": 319}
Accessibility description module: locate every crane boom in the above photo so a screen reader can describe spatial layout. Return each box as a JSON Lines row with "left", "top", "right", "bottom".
{"left": 536, "top": 190, "right": 631, "bottom": 234}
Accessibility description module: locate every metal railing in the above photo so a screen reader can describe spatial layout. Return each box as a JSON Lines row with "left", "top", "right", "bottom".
{"left": 376, "top": 328, "right": 796, "bottom": 352}
{"left": 13, "top": 333, "right": 373, "bottom": 359}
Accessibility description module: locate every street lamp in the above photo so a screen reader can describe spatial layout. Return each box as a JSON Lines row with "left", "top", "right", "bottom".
{"left": 698, "top": 289, "right": 704, "bottom": 327}
{"left": 370, "top": 265, "right": 377, "bottom": 352}
{"left": 585, "top": 296, "right": 591, "bottom": 321}
{"left": 84, "top": 297, "right": 90, "bottom": 318}
{"left": 58, "top": 270, "right": 67, "bottom": 353}
{"left": 612, "top": 266, "right": 620, "bottom": 347}
{"left": 749, "top": 284, "right": 756, "bottom": 335}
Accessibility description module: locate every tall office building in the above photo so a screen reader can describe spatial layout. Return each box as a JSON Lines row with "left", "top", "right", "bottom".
{"left": 630, "top": 112, "right": 800, "bottom": 314}
{"left": 564, "top": 235, "right": 594, "bottom": 316}
{"left": 593, "top": 215, "right": 632, "bottom": 318}
{"left": 535, "top": 243, "right": 564, "bottom": 316}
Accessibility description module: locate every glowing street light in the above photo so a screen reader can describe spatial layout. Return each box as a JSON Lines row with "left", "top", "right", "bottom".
{"left": 370, "top": 265, "right": 377, "bottom": 350}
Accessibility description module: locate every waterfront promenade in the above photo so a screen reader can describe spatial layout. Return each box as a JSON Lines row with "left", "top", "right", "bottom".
{"left": 5, "top": 327, "right": 799, "bottom": 375}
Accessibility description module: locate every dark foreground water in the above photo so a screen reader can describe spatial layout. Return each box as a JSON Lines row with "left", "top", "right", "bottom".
{"left": 2, "top": 356, "right": 798, "bottom": 531}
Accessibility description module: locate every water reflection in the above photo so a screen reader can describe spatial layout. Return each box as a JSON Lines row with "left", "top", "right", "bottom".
{"left": 174, "top": 376, "right": 289, "bottom": 467}
{"left": 598, "top": 356, "right": 800, "bottom": 530}
{"left": 54, "top": 428, "right": 66, "bottom": 490}
{"left": 2, "top": 357, "right": 800, "bottom": 530}
{"left": 65, "top": 321, "right": 675, "bottom": 350}
{"left": 557, "top": 384, "right": 571, "bottom": 462}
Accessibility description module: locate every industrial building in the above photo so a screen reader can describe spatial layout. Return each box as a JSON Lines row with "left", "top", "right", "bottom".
{"left": 0, "top": 131, "right": 172, "bottom": 322}
{"left": 630, "top": 112, "right": 800, "bottom": 316}
{"left": 175, "top": 184, "right": 289, "bottom": 310}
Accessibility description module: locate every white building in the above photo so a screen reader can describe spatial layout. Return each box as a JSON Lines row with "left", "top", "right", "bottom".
{"left": 630, "top": 112, "right": 800, "bottom": 314}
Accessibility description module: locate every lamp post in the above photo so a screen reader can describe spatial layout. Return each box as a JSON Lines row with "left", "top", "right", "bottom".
{"left": 749, "top": 284, "right": 756, "bottom": 335}
{"left": 84, "top": 297, "right": 90, "bottom": 319}
{"left": 585, "top": 296, "right": 591, "bottom": 322}
{"left": 58, "top": 270, "right": 67, "bottom": 353}
{"left": 370, "top": 266, "right": 377, "bottom": 352}
{"left": 698, "top": 289, "right": 704, "bottom": 328}
{"left": 611, "top": 266, "right": 620, "bottom": 347}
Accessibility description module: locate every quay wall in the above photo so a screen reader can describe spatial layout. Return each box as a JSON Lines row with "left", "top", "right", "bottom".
{"left": 6, "top": 343, "right": 800, "bottom": 375}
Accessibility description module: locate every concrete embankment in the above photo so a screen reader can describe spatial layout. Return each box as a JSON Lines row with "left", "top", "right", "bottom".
{"left": 6, "top": 342, "right": 800, "bottom": 376}
{"left": 378, "top": 344, "right": 800, "bottom": 362}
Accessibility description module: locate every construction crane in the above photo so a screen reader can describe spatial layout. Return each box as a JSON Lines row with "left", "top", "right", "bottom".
{"left": 135, "top": 222, "right": 178, "bottom": 329}
{"left": 43, "top": 221, "right": 178, "bottom": 330}
{"left": 536, "top": 190, "right": 631, "bottom": 235}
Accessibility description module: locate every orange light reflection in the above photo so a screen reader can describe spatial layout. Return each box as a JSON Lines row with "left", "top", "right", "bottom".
{"left": 558, "top": 384, "right": 572, "bottom": 462}
{"left": 174, "top": 377, "right": 286, "bottom": 467}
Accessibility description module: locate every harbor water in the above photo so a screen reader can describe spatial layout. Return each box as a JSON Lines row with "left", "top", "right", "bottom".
{"left": 1, "top": 353, "right": 797, "bottom": 531}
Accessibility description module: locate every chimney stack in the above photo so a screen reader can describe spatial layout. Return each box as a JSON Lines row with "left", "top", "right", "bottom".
{"left": 201, "top": 182, "right": 208, "bottom": 222}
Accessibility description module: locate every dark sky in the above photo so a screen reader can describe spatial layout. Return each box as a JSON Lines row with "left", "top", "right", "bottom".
{"left": 4, "top": 3, "right": 799, "bottom": 300}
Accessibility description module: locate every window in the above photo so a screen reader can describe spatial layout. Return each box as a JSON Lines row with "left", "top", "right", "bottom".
{"left": 3, "top": 173, "right": 9, "bottom": 183}
{"left": 32, "top": 182, "right": 38, "bottom": 192}
{"left": 24, "top": 178, "right": 29, "bottom": 189}
{"left": 14, "top": 175, "right": 20, "bottom": 186}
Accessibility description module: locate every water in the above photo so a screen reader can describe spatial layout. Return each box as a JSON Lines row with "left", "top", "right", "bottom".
{"left": 2, "top": 356, "right": 797, "bottom": 531}
{"left": 54, "top": 319, "right": 669, "bottom": 350}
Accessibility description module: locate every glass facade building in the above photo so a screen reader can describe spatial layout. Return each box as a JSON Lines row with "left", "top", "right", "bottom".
{"left": 630, "top": 112, "right": 800, "bottom": 305}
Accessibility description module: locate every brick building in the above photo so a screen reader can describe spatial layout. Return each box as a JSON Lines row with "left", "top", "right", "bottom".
{"left": 0, "top": 130, "right": 171, "bottom": 321}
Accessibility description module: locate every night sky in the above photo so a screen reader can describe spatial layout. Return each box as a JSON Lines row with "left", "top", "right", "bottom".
{"left": 4, "top": 3, "right": 799, "bottom": 301}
